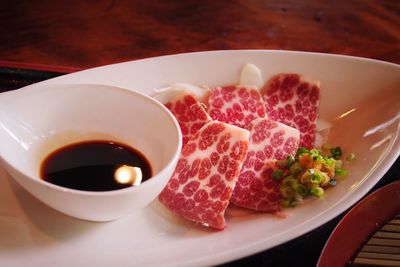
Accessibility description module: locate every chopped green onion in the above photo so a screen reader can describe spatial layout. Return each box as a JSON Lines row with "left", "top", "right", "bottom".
{"left": 296, "top": 147, "right": 309, "bottom": 157}
{"left": 335, "top": 168, "right": 349, "bottom": 176}
{"left": 330, "top": 146, "right": 342, "bottom": 159}
{"left": 293, "top": 183, "right": 308, "bottom": 196}
{"left": 324, "top": 158, "right": 336, "bottom": 168}
{"left": 289, "top": 162, "right": 303, "bottom": 175}
{"left": 300, "top": 171, "right": 311, "bottom": 184}
{"left": 286, "top": 155, "right": 295, "bottom": 167}
{"left": 280, "top": 199, "right": 296, "bottom": 208}
{"left": 272, "top": 169, "right": 284, "bottom": 180}
{"left": 335, "top": 159, "right": 343, "bottom": 169}
{"left": 311, "top": 171, "right": 322, "bottom": 184}
{"left": 320, "top": 172, "right": 330, "bottom": 186}
{"left": 310, "top": 187, "right": 324, "bottom": 197}
{"left": 278, "top": 146, "right": 350, "bottom": 208}
{"left": 346, "top": 153, "right": 355, "bottom": 163}
{"left": 280, "top": 185, "right": 295, "bottom": 199}
{"left": 282, "top": 175, "right": 296, "bottom": 186}
{"left": 310, "top": 149, "right": 322, "bottom": 160}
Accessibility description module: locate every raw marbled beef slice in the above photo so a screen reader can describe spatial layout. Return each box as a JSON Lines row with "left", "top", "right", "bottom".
{"left": 163, "top": 91, "right": 212, "bottom": 146}
{"left": 159, "top": 121, "right": 249, "bottom": 230}
{"left": 231, "top": 117, "right": 300, "bottom": 212}
{"left": 208, "top": 85, "right": 266, "bottom": 128}
{"left": 260, "top": 74, "right": 320, "bottom": 149}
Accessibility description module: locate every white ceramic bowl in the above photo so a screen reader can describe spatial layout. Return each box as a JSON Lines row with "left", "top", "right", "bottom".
{"left": 0, "top": 84, "right": 182, "bottom": 221}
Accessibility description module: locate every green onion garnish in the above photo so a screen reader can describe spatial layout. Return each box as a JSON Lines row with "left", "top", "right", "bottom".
{"left": 310, "top": 187, "right": 324, "bottom": 197}
{"left": 280, "top": 199, "right": 296, "bottom": 208}
{"left": 324, "top": 158, "right": 336, "bottom": 168}
{"left": 296, "top": 147, "right": 309, "bottom": 157}
{"left": 289, "top": 162, "right": 303, "bottom": 175}
{"left": 293, "top": 183, "right": 308, "bottom": 196}
{"left": 280, "top": 185, "right": 295, "bottom": 199}
{"left": 277, "top": 146, "right": 350, "bottom": 208}
{"left": 286, "top": 155, "right": 295, "bottom": 167}
{"left": 335, "top": 168, "right": 349, "bottom": 176}
{"left": 310, "top": 149, "right": 323, "bottom": 160}
{"left": 330, "top": 146, "right": 342, "bottom": 159}
{"left": 311, "top": 171, "right": 322, "bottom": 184}
{"left": 346, "top": 153, "right": 355, "bottom": 163}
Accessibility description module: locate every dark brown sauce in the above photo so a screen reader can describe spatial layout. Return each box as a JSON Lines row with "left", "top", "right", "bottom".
{"left": 40, "top": 140, "right": 152, "bottom": 192}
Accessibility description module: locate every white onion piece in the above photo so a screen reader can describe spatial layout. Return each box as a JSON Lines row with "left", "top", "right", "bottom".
{"left": 239, "top": 63, "right": 264, "bottom": 89}
{"left": 152, "top": 83, "right": 210, "bottom": 104}
{"left": 316, "top": 118, "right": 333, "bottom": 132}
{"left": 314, "top": 132, "right": 324, "bottom": 149}
{"left": 315, "top": 118, "right": 333, "bottom": 148}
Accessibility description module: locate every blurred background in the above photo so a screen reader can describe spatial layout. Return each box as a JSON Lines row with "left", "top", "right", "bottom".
{"left": 1, "top": 0, "right": 399, "bottom": 69}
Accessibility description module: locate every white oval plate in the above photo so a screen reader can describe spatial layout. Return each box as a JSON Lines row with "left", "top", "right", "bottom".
{"left": 1, "top": 50, "right": 399, "bottom": 267}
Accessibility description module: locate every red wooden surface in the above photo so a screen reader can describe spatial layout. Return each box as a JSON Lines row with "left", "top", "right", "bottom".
{"left": 0, "top": 0, "right": 399, "bottom": 69}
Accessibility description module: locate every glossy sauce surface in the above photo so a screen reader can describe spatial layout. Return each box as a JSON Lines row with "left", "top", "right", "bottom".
{"left": 40, "top": 140, "right": 152, "bottom": 191}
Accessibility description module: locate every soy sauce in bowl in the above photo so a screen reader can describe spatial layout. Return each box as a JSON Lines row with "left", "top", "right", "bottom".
{"left": 40, "top": 140, "right": 152, "bottom": 192}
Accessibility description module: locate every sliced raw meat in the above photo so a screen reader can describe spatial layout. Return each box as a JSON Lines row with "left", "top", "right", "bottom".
{"left": 208, "top": 85, "right": 266, "bottom": 128}
{"left": 159, "top": 121, "right": 249, "bottom": 230}
{"left": 162, "top": 90, "right": 212, "bottom": 147}
{"left": 231, "top": 117, "right": 300, "bottom": 212}
{"left": 260, "top": 74, "right": 320, "bottom": 149}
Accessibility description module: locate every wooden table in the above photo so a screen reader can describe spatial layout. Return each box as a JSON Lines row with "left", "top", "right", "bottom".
{"left": 0, "top": 1, "right": 399, "bottom": 266}
{"left": 1, "top": 0, "right": 399, "bottom": 69}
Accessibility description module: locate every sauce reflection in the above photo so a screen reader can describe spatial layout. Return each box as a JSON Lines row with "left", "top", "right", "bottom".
{"left": 114, "top": 165, "right": 143, "bottom": 186}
